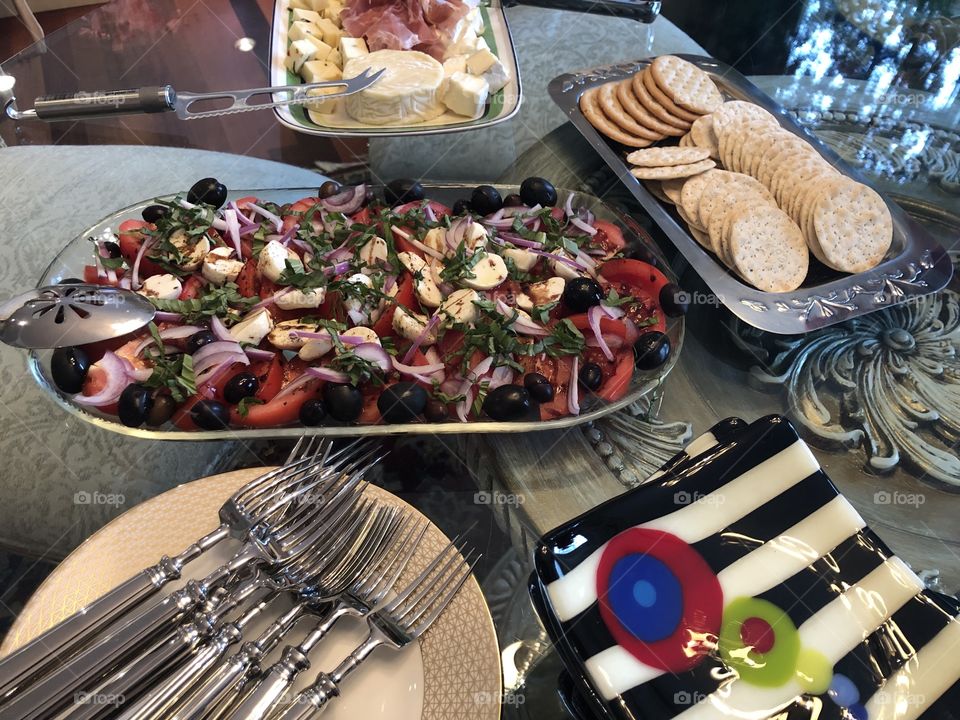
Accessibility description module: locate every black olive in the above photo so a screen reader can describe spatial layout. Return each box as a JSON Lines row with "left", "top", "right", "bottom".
{"left": 562, "top": 277, "right": 604, "bottom": 313}
{"left": 470, "top": 185, "right": 503, "bottom": 215}
{"left": 378, "top": 382, "right": 428, "bottom": 423}
{"left": 424, "top": 399, "right": 449, "bottom": 422}
{"left": 224, "top": 372, "right": 259, "bottom": 404}
{"left": 323, "top": 383, "right": 364, "bottom": 422}
{"left": 146, "top": 395, "right": 177, "bottom": 427}
{"left": 364, "top": 186, "right": 377, "bottom": 204}
{"left": 57, "top": 277, "right": 85, "bottom": 285}
{"left": 51, "top": 346, "right": 90, "bottom": 393}
{"left": 579, "top": 362, "right": 603, "bottom": 391}
{"left": 523, "top": 373, "right": 554, "bottom": 403}
{"left": 634, "top": 331, "right": 671, "bottom": 371}
{"left": 503, "top": 193, "right": 524, "bottom": 207}
{"left": 384, "top": 179, "right": 425, "bottom": 205}
{"left": 299, "top": 399, "right": 327, "bottom": 426}
{"left": 659, "top": 283, "right": 689, "bottom": 317}
{"left": 141, "top": 204, "right": 170, "bottom": 223}
{"left": 452, "top": 198, "right": 472, "bottom": 216}
{"left": 318, "top": 180, "right": 343, "bottom": 199}
{"left": 187, "top": 178, "right": 228, "bottom": 208}
{"left": 191, "top": 399, "right": 230, "bottom": 430}
{"left": 520, "top": 177, "right": 558, "bottom": 207}
{"left": 482, "top": 384, "right": 531, "bottom": 421}
{"left": 186, "top": 330, "right": 217, "bottom": 355}
{"left": 118, "top": 383, "right": 154, "bottom": 428}
{"left": 102, "top": 241, "right": 122, "bottom": 258}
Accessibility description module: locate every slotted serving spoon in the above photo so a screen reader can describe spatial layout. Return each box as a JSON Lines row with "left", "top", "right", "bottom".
{"left": 0, "top": 284, "right": 156, "bottom": 349}
{"left": 0, "top": 69, "right": 383, "bottom": 122}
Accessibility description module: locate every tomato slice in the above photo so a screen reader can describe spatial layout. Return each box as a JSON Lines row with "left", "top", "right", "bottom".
{"left": 230, "top": 376, "right": 323, "bottom": 427}
{"left": 236, "top": 258, "right": 259, "bottom": 298}
{"left": 252, "top": 355, "right": 284, "bottom": 401}
{"left": 372, "top": 275, "right": 416, "bottom": 337}
{"left": 118, "top": 219, "right": 165, "bottom": 278}
{"left": 591, "top": 220, "right": 627, "bottom": 254}
{"left": 178, "top": 276, "right": 205, "bottom": 300}
{"left": 282, "top": 197, "right": 322, "bottom": 235}
{"left": 596, "top": 350, "right": 634, "bottom": 403}
{"left": 350, "top": 206, "right": 372, "bottom": 226}
{"left": 82, "top": 265, "right": 124, "bottom": 286}
{"left": 567, "top": 314, "right": 631, "bottom": 340}
{"left": 599, "top": 258, "right": 669, "bottom": 301}
{"left": 392, "top": 200, "right": 452, "bottom": 219}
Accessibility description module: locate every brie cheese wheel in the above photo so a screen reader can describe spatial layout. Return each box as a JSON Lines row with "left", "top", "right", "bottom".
{"left": 344, "top": 50, "right": 446, "bottom": 125}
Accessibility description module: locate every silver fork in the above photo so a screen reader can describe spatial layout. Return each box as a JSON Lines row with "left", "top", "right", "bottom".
{"left": 204, "top": 515, "right": 426, "bottom": 720}
{"left": 55, "top": 500, "right": 382, "bottom": 720}
{"left": 1, "top": 449, "right": 383, "bottom": 720}
{"left": 269, "top": 541, "right": 477, "bottom": 720}
{"left": 104, "top": 502, "right": 399, "bottom": 720}
{"left": 0, "top": 437, "right": 356, "bottom": 701}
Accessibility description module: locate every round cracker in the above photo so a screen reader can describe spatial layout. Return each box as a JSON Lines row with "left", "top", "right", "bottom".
{"left": 643, "top": 180, "right": 673, "bottom": 204}
{"left": 614, "top": 80, "right": 666, "bottom": 140}
{"left": 631, "top": 72, "right": 690, "bottom": 135}
{"left": 678, "top": 168, "right": 720, "bottom": 221}
{"left": 728, "top": 205, "right": 809, "bottom": 292}
{"left": 812, "top": 177, "right": 893, "bottom": 273}
{"left": 579, "top": 87, "right": 655, "bottom": 148}
{"left": 626, "top": 146, "right": 711, "bottom": 167}
{"left": 629, "top": 158, "right": 716, "bottom": 180}
{"left": 711, "top": 100, "right": 778, "bottom": 134}
{"left": 641, "top": 68, "right": 701, "bottom": 122}
{"left": 649, "top": 55, "right": 724, "bottom": 115}
{"left": 689, "top": 225, "right": 712, "bottom": 250}
{"left": 676, "top": 204, "right": 706, "bottom": 232}
{"left": 598, "top": 81, "right": 667, "bottom": 140}
{"left": 698, "top": 172, "right": 772, "bottom": 228}
{"left": 660, "top": 178, "right": 686, "bottom": 204}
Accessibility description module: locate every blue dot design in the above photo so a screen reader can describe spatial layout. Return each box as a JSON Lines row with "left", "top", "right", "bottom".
{"left": 606, "top": 554, "right": 682, "bottom": 643}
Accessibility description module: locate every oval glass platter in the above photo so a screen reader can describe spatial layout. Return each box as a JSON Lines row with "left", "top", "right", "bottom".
{"left": 269, "top": 0, "right": 521, "bottom": 137}
{"left": 28, "top": 184, "right": 683, "bottom": 440}
{"left": 548, "top": 55, "right": 953, "bottom": 335}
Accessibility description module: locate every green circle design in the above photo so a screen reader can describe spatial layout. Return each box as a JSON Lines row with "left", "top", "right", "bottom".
{"left": 718, "top": 597, "right": 801, "bottom": 687}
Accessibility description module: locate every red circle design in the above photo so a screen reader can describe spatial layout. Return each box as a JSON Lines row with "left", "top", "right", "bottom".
{"left": 739, "top": 616, "right": 776, "bottom": 654}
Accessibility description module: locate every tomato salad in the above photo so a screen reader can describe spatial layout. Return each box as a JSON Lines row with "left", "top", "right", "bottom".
{"left": 50, "top": 176, "right": 685, "bottom": 430}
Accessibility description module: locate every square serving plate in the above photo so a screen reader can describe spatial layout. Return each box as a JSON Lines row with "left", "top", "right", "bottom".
{"left": 530, "top": 415, "right": 960, "bottom": 720}
{"left": 269, "top": 0, "right": 522, "bottom": 137}
{"left": 548, "top": 55, "right": 953, "bottom": 335}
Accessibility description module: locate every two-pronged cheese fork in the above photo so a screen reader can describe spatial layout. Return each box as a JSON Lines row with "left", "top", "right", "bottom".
{"left": 0, "top": 68, "right": 383, "bottom": 122}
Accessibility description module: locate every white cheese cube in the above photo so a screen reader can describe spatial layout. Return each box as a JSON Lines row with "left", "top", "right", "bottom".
{"left": 289, "top": 20, "right": 324, "bottom": 44}
{"left": 305, "top": 81, "right": 343, "bottom": 114}
{"left": 503, "top": 247, "right": 538, "bottom": 272}
{"left": 315, "top": 17, "right": 342, "bottom": 46}
{"left": 461, "top": 252, "right": 507, "bottom": 290}
{"left": 484, "top": 63, "right": 510, "bottom": 93}
{"left": 466, "top": 49, "right": 497, "bottom": 76}
{"left": 447, "top": 27, "right": 480, "bottom": 57}
{"left": 231, "top": 309, "right": 274, "bottom": 346}
{"left": 443, "top": 71, "right": 489, "bottom": 119}
{"left": 258, "top": 240, "right": 297, "bottom": 282}
{"left": 289, "top": 38, "right": 320, "bottom": 73}
{"left": 323, "top": 3, "right": 343, "bottom": 24}
{"left": 202, "top": 247, "right": 244, "bottom": 285}
{"left": 291, "top": 8, "right": 322, "bottom": 24}
{"left": 326, "top": 49, "right": 342, "bottom": 68}
{"left": 474, "top": 36, "right": 490, "bottom": 54}
{"left": 443, "top": 55, "right": 468, "bottom": 77}
{"left": 296, "top": 34, "right": 335, "bottom": 60}
{"left": 468, "top": 7, "right": 484, "bottom": 34}
{"left": 437, "top": 288, "right": 480, "bottom": 326}
{"left": 275, "top": 288, "right": 326, "bottom": 310}
{"left": 339, "top": 37, "right": 369, "bottom": 64}
{"left": 301, "top": 60, "right": 341, "bottom": 84}
{"left": 138, "top": 273, "right": 182, "bottom": 301}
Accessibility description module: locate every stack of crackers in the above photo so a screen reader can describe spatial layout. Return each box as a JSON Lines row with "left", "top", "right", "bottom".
{"left": 579, "top": 55, "right": 894, "bottom": 294}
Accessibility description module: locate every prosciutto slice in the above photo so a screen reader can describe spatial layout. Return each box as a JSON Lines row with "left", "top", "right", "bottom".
{"left": 343, "top": 0, "right": 478, "bottom": 59}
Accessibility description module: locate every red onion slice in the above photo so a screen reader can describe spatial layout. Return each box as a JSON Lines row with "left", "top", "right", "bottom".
{"left": 72, "top": 351, "right": 129, "bottom": 406}
{"left": 353, "top": 342, "right": 391, "bottom": 372}
{"left": 245, "top": 202, "right": 283, "bottom": 231}
{"left": 154, "top": 311, "right": 182, "bottom": 322}
{"left": 279, "top": 223, "right": 300, "bottom": 247}
{"left": 192, "top": 340, "right": 245, "bottom": 365}
{"left": 245, "top": 348, "right": 276, "bottom": 362}
{"left": 488, "top": 365, "right": 514, "bottom": 390}
{"left": 324, "top": 260, "right": 352, "bottom": 277}
{"left": 570, "top": 217, "right": 597, "bottom": 236}
{"left": 211, "top": 315, "right": 233, "bottom": 342}
{"left": 401, "top": 315, "right": 439, "bottom": 364}
{"left": 133, "top": 325, "right": 202, "bottom": 356}
{"left": 494, "top": 299, "right": 549, "bottom": 336}
{"left": 568, "top": 355, "right": 580, "bottom": 415}
{"left": 494, "top": 232, "right": 544, "bottom": 250}
{"left": 600, "top": 304, "right": 626, "bottom": 320}
{"left": 320, "top": 185, "right": 366, "bottom": 215}
{"left": 391, "top": 225, "right": 444, "bottom": 260}
{"left": 131, "top": 237, "right": 156, "bottom": 290}
{"left": 392, "top": 357, "right": 445, "bottom": 377}
{"left": 194, "top": 350, "right": 249, "bottom": 377}
{"left": 252, "top": 287, "right": 293, "bottom": 311}
{"left": 224, "top": 208, "right": 243, "bottom": 258}
{"left": 304, "top": 366, "right": 351, "bottom": 384}
{"left": 588, "top": 305, "right": 614, "bottom": 361}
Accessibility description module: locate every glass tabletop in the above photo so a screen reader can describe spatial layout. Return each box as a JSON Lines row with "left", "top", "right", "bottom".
{"left": 1, "top": 1, "right": 959, "bottom": 718}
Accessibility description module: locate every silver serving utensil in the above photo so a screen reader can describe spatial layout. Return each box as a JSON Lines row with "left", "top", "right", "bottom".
{"left": 0, "top": 438, "right": 367, "bottom": 701}
{"left": 0, "top": 284, "right": 156, "bottom": 349}
{"left": 271, "top": 542, "right": 477, "bottom": 720}
{"left": 1, "top": 69, "right": 383, "bottom": 122}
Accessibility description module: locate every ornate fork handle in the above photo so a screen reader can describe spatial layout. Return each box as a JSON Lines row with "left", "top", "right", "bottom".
{"left": 0, "top": 526, "right": 229, "bottom": 701}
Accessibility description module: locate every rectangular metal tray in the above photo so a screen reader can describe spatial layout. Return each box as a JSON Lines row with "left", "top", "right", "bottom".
{"left": 29, "top": 184, "right": 682, "bottom": 441}
{"left": 548, "top": 54, "right": 953, "bottom": 335}
{"left": 269, "top": 0, "right": 522, "bottom": 137}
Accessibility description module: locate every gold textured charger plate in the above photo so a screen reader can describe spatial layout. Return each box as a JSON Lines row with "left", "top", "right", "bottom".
{"left": 0, "top": 469, "right": 502, "bottom": 720}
